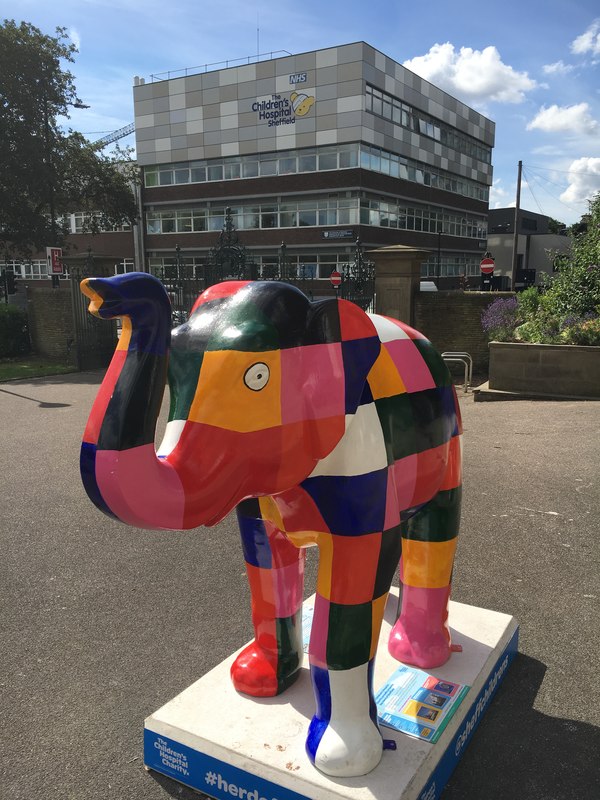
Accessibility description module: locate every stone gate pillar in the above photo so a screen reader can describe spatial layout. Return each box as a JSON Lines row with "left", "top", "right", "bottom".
{"left": 368, "top": 245, "right": 430, "bottom": 325}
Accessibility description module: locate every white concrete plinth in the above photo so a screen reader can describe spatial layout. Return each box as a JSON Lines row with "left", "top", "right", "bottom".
{"left": 144, "top": 590, "right": 518, "bottom": 800}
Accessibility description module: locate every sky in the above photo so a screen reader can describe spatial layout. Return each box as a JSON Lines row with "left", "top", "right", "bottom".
{"left": 7, "top": 0, "right": 600, "bottom": 225}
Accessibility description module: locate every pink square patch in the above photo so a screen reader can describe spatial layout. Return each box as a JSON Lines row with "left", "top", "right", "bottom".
{"left": 281, "top": 343, "right": 345, "bottom": 424}
{"left": 308, "top": 593, "right": 330, "bottom": 669}
{"left": 384, "top": 339, "right": 436, "bottom": 393}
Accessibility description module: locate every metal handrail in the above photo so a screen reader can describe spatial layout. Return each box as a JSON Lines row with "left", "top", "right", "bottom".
{"left": 149, "top": 51, "right": 293, "bottom": 82}
{"left": 442, "top": 352, "right": 473, "bottom": 393}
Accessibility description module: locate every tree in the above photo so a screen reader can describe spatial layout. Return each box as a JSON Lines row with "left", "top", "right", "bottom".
{"left": 547, "top": 216, "right": 566, "bottom": 235}
{"left": 0, "top": 19, "right": 138, "bottom": 257}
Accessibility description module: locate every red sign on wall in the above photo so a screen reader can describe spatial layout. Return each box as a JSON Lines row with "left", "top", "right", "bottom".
{"left": 46, "top": 247, "right": 63, "bottom": 274}
{"left": 480, "top": 257, "right": 495, "bottom": 275}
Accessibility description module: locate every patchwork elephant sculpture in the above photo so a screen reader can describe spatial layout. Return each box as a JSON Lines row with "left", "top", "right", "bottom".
{"left": 80, "top": 273, "right": 462, "bottom": 778}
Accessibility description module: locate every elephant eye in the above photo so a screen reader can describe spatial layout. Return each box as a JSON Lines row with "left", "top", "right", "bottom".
{"left": 244, "top": 362, "right": 270, "bottom": 391}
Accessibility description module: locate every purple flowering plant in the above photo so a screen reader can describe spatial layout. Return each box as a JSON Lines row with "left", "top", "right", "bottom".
{"left": 481, "top": 296, "right": 520, "bottom": 341}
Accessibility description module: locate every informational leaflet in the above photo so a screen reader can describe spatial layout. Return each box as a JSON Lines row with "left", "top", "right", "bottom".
{"left": 375, "top": 665, "right": 470, "bottom": 743}
{"left": 302, "top": 603, "right": 469, "bottom": 744}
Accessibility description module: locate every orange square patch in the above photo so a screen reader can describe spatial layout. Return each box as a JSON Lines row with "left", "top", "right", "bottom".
{"left": 188, "top": 349, "right": 282, "bottom": 433}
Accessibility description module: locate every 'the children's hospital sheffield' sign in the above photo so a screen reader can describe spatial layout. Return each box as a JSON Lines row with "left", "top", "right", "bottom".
{"left": 252, "top": 80, "right": 315, "bottom": 128}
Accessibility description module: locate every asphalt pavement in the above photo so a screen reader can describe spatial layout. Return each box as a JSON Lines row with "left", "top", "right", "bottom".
{"left": 1, "top": 372, "right": 599, "bottom": 800}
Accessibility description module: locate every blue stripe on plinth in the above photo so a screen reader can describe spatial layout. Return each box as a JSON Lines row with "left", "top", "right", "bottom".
{"left": 301, "top": 469, "right": 388, "bottom": 535}
{"left": 417, "top": 623, "right": 519, "bottom": 799}
{"left": 144, "top": 729, "right": 312, "bottom": 800}
{"left": 305, "top": 664, "right": 331, "bottom": 764}
{"left": 80, "top": 442, "right": 117, "bottom": 521}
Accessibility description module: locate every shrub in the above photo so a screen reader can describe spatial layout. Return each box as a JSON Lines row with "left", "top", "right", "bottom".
{"left": 481, "top": 296, "right": 520, "bottom": 341}
{"left": 482, "top": 192, "right": 600, "bottom": 345}
{"left": 0, "top": 303, "right": 31, "bottom": 357}
{"left": 516, "top": 285, "right": 540, "bottom": 317}
{"left": 560, "top": 316, "right": 600, "bottom": 346}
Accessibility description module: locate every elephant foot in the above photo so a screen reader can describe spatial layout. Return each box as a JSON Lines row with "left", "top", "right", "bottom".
{"left": 389, "top": 585, "right": 459, "bottom": 669}
{"left": 307, "top": 714, "right": 383, "bottom": 777}
{"left": 230, "top": 641, "right": 300, "bottom": 697}
{"left": 306, "top": 662, "right": 383, "bottom": 777}
{"left": 388, "top": 621, "right": 453, "bottom": 669}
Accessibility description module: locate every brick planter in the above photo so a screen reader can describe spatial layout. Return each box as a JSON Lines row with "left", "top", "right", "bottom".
{"left": 489, "top": 341, "right": 600, "bottom": 398}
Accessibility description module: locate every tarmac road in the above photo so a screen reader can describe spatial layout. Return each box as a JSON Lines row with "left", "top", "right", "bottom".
{"left": 1, "top": 372, "right": 599, "bottom": 800}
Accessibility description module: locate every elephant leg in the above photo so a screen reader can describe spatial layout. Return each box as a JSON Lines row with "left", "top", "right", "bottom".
{"left": 389, "top": 480, "right": 461, "bottom": 669}
{"left": 306, "top": 532, "right": 397, "bottom": 777}
{"left": 231, "top": 499, "right": 305, "bottom": 698}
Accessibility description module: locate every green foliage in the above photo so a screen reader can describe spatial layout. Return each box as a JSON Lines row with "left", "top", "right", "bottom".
{"left": 482, "top": 193, "right": 600, "bottom": 346}
{"left": 515, "top": 285, "right": 540, "bottom": 317}
{"left": 0, "top": 19, "right": 138, "bottom": 256}
{"left": 559, "top": 316, "right": 600, "bottom": 346}
{"left": 0, "top": 356, "right": 74, "bottom": 381}
{"left": 547, "top": 217, "right": 566, "bottom": 234}
{"left": 0, "top": 304, "right": 30, "bottom": 357}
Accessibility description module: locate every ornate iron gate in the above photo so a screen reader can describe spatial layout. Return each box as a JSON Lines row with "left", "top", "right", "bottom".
{"left": 68, "top": 262, "right": 118, "bottom": 371}
{"left": 153, "top": 211, "right": 375, "bottom": 323}
{"left": 339, "top": 238, "right": 375, "bottom": 313}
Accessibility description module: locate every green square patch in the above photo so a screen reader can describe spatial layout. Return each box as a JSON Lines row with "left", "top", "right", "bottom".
{"left": 326, "top": 601, "right": 373, "bottom": 670}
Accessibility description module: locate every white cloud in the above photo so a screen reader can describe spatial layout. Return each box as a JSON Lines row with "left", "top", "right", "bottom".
{"left": 571, "top": 19, "right": 600, "bottom": 56}
{"left": 560, "top": 158, "right": 600, "bottom": 204}
{"left": 69, "top": 27, "right": 81, "bottom": 52}
{"left": 489, "top": 178, "right": 510, "bottom": 208}
{"left": 403, "top": 43, "right": 537, "bottom": 105}
{"left": 542, "top": 60, "right": 574, "bottom": 75}
{"left": 526, "top": 103, "right": 599, "bottom": 134}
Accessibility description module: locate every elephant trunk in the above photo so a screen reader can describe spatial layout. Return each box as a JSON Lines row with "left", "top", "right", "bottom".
{"left": 80, "top": 273, "right": 188, "bottom": 530}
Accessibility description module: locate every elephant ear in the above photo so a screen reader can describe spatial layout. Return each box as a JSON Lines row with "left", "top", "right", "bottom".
{"left": 304, "top": 298, "right": 381, "bottom": 416}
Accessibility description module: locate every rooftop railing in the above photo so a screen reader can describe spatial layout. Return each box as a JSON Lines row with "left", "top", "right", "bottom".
{"left": 146, "top": 51, "right": 293, "bottom": 83}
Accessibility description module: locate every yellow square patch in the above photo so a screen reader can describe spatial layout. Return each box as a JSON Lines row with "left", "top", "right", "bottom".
{"left": 367, "top": 347, "right": 406, "bottom": 400}
{"left": 188, "top": 349, "right": 282, "bottom": 433}
{"left": 402, "top": 538, "right": 457, "bottom": 589}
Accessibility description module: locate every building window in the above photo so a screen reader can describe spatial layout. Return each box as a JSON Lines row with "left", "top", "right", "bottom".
{"left": 143, "top": 142, "right": 489, "bottom": 202}
{"left": 521, "top": 217, "right": 538, "bottom": 231}
{"left": 2, "top": 259, "right": 49, "bottom": 279}
{"left": 148, "top": 252, "right": 363, "bottom": 282}
{"left": 421, "top": 254, "right": 482, "bottom": 278}
{"left": 365, "top": 84, "right": 492, "bottom": 165}
{"left": 115, "top": 259, "right": 136, "bottom": 274}
{"left": 69, "top": 211, "right": 131, "bottom": 233}
{"left": 144, "top": 194, "right": 486, "bottom": 239}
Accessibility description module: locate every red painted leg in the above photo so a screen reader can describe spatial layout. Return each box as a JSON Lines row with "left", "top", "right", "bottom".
{"left": 231, "top": 502, "right": 305, "bottom": 697}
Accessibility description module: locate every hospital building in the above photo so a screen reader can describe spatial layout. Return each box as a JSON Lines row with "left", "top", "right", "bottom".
{"left": 133, "top": 41, "right": 495, "bottom": 283}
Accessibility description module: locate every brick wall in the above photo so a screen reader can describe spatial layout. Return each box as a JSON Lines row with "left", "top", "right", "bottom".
{"left": 414, "top": 291, "right": 515, "bottom": 372}
{"left": 26, "top": 285, "right": 76, "bottom": 363}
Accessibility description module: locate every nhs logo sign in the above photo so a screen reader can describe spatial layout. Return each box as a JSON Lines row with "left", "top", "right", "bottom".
{"left": 289, "top": 73, "right": 307, "bottom": 84}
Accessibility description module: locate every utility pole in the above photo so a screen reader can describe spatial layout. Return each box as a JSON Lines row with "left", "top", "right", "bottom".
{"left": 510, "top": 160, "right": 522, "bottom": 291}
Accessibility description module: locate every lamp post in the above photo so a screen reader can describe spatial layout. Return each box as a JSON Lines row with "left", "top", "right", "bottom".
{"left": 279, "top": 241, "right": 287, "bottom": 280}
{"left": 173, "top": 244, "right": 185, "bottom": 318}
{"left": 510, "top": 160, "right": 523, "bottom": 291}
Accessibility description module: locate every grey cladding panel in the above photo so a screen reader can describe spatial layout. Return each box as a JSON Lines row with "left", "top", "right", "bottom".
{"left": 153, "top": 97, "right": 170, "bottom": 114}
{"left": 317, "top": 65, "right": 338, "bottom": 86}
